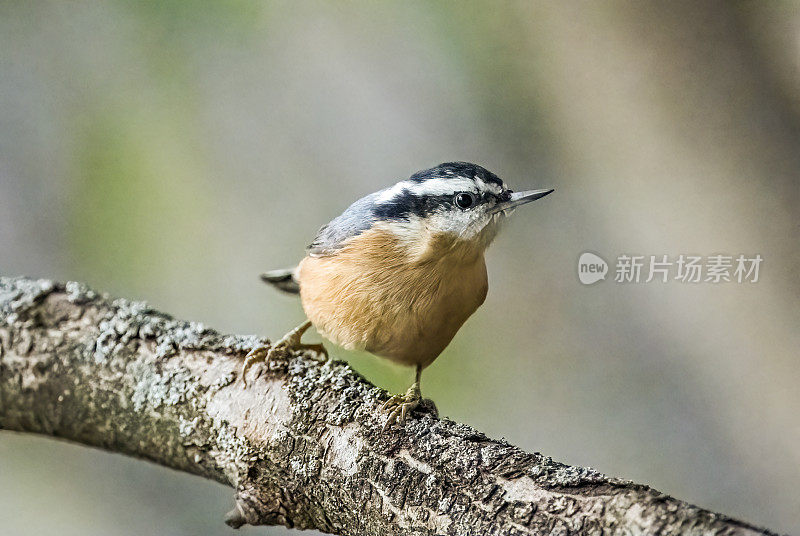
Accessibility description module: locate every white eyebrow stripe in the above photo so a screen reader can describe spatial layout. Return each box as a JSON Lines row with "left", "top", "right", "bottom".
{"left": 375, "top": 177, "right": 478, "bottom": 204}
{"left": 375, "top": 182, "right": 410, "bottom": 203}
{"left": 474, "top": 176, "right": 503, "bottom": 195}
{"left": 409, "top": 177, "right": 476, "bottom": 196}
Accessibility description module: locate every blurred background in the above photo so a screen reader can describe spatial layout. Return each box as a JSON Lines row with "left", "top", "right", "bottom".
{"left": 1, "top": 1, "right": 799, "bottom": 535}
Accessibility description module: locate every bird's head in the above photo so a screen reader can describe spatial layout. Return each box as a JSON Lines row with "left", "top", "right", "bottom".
{"left": 371, "top": 162, "right": 553, "bottom": 261}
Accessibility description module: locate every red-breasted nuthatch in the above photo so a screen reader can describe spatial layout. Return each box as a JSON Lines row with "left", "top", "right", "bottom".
{"left": 242, "top": 162, "right": 553, "bottom": 428}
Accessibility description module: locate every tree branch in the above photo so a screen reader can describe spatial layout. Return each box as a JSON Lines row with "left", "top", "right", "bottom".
{"left": 0, "top": 276, "right": 780, "bottom": 535}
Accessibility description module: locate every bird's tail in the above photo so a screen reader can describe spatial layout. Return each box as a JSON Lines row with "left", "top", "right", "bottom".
{"left": 260, "top": 268, "right": 300, "bottom": 294}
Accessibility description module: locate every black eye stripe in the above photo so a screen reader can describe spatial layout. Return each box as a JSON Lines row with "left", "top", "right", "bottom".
{"left": 374, "top": 189, "right": 496, "bottom": 221}
{"left": 374, "top": 190, "right": 451, "bottom": 220}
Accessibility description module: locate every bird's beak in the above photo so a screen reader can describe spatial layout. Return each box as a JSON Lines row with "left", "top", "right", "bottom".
{"left": 490, "top": 188, "right": 554, "bottom": 214}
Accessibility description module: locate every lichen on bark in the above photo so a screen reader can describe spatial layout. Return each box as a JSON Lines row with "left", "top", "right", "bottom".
{"left": 0, "top": 276, "right": 781, "bottom": 535}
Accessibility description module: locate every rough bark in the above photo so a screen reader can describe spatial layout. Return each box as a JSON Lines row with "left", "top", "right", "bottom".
{"left": 0, "top": 276, "right": 780, "bottom": 536}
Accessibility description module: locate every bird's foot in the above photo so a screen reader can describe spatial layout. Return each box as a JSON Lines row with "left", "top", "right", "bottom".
{"left": 241, "top": 320, "right": 328, "bottom": 387}
{"left": 382, "top": 382, "right": 421, "bottom": 431}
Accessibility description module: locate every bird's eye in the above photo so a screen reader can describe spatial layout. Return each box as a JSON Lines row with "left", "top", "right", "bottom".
{"left": 454, "top": 192, "right": 476, "bottom": 209}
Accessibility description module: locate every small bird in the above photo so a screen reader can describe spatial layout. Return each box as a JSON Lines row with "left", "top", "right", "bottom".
{"left": 243, "top": 162, "right": 553, "bottom": 428}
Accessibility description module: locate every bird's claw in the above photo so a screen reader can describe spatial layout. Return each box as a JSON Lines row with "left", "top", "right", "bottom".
{"left": 241, "top": 321, "right": 327, "bottom": 387}
{"left": 241, "top": 344, "right": 277, "bottom": 387}
{"left": 382, "top": 386, "right": 421, "bottom": 431}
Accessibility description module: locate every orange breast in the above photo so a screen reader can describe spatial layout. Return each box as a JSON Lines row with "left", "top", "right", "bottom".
{"left": 296, "top": 226, "right": 488, "bottom": 368}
